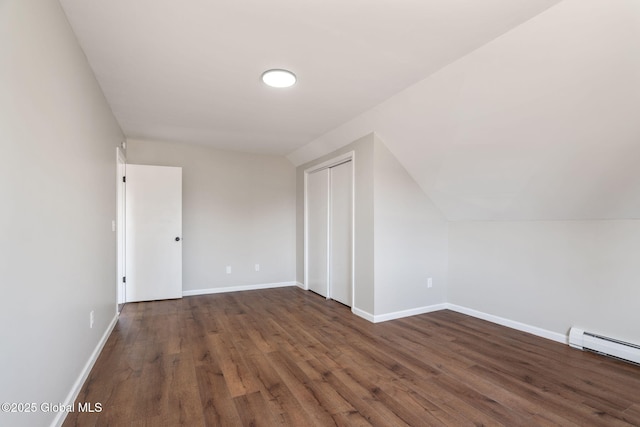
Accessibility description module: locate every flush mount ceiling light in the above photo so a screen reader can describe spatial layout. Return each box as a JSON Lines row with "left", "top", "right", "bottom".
{"left": 261, "top": 69, "right": 297, "bottom": 88}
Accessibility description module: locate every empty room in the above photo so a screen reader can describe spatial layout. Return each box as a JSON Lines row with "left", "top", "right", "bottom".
{"left": 2, "top": 0, "right": 640, "bottom": 426}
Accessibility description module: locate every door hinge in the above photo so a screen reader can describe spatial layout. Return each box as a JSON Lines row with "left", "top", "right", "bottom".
{"left": 122, "top": 176, "right": 126, "bottom": 183}
{"left": 122, "top": 276, "right": 126, "bottom": 283}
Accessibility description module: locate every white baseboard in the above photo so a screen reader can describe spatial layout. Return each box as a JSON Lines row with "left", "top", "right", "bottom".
{"left": 353, "top": 304, "right": 446, "bottom": 323}
{"left": 182, "top": 281, "right": 297, "bottom": 297}
{"left": 352, "top": 301, "right": 567, "bottom": 345}
{"left": 352, "top": 307, "right": 375, "bottom": 322}
{"left": 445, "top": 303, "right": 568, "bottom": 344}
{"left": 295, "top": 281, "right": 306, "bottom": 290}
{"left": 373, "top": 303, "right": 448, "bottom": 323}
{"left": 53, "top": 313, "right": 119, "bottom": 427}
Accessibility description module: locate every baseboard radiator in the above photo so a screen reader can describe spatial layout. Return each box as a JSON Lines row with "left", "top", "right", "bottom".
{"left": 569, "top": 327, "right": 640, "bottom": 365}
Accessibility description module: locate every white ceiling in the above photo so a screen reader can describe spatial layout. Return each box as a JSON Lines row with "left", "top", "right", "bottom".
{"left": 289, "top": 0, "right": 640, "bottom": 220}
{"left": 59, "top": 0, "right": 560, "bottom": 155}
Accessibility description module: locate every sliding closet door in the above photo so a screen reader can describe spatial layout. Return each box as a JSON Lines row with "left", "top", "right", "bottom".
{"left": 307, "top": 168, "right": 329, "bottom": 297}
{"left": 329, "top": 161, "right": 352, "bottom": 306}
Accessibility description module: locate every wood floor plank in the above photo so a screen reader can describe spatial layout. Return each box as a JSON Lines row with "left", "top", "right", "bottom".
{"left": 208, "top": 333, "right": 251, "bottom": 397}
{"left": 273, "top": 350, "right": 360, "bottom": 415}
{"left": 328, "top": 367, "right": 412, "bottom": 426}
{"left": 164, "top": 352, "right": 206, "bottom": 426}
{"left": 244, "top": 352, "right": 318, "bottom": 426}
{"left": 265, "top": 351, "right": 339, "bottom": 426}
{"left": 340, "top": 366, "right": 445, "bottom": 426}
{"left": 63, "top": 287, "right": 640, "bottom": 426}
{"left": 130, "top": 341, "right": 169, "bottom": 421}
{"left": 294, "top": 358, "right": 357, "bottom": 414}
{"left": 195, "top": 362, "right": 243, "bottom": 427}
{"left": 233, "top": 391, "right": 285, "bottom": 427}
{"left": 331, "top": 409, "right": 373, "bottom": 427}
{"left": 622, "top": 404, "right": 640, "bottom": 425}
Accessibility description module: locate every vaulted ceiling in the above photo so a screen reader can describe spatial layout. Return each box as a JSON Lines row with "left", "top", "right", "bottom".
{"left": 60, "top": 0, "right": 640, "bottom": 221}
{"left": 288, "top": 0, "right": 640, "bottom": 220}
{"left": 60, "top": 0, "right": 559, "bottom": 154}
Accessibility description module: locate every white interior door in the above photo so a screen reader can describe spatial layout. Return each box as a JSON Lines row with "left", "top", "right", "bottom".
{"left": 329, "top": 161, "right": 353, "bottom": 306}
{"left": 116, "top": 148, "right": 126, "bottom": 311}
{"left": 307, "top": 168, "right": 329, "bottom": 297}
{"left": 125, "top": 164, "right": 182, "bottom": 302}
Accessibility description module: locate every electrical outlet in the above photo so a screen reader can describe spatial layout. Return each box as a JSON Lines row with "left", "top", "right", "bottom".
{"left": 255, "top": 264, "right": 260, "bottom": 272}
{"left": 90, "top": 311, "right": 95, "bottom": 329}
{"left": 226, "top": 266, "right": 232, "bottom": 274}
{"left": 427, "top": 278, "right": 433, "bottom": 288}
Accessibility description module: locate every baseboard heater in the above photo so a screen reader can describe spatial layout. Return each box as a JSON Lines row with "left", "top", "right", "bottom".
{"left": 569, "top": 327, "right": 640, "bottom": 365}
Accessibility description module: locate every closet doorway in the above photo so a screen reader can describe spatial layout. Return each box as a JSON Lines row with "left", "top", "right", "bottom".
{"left": 305, "top": 153, "right": 354, "bottom": 307}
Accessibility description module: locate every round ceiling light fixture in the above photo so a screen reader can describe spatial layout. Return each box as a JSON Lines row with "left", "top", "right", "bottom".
{"left": 261, "top": 69, "right": 297, "bottom": 88}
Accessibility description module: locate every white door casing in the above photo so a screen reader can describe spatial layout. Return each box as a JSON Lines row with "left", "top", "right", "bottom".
{"left": 116, "top": 148, "right": 126, "bottom": 310}
{"left": 125, "top": 164, "right": 182, "bottom": 302}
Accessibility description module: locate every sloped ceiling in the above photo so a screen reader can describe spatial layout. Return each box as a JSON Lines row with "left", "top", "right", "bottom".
{"left": 59, "top": 0, "right": 559, "bottom": 154}
{"left": 289, "top": 0, "right": 640, "bottom": 221}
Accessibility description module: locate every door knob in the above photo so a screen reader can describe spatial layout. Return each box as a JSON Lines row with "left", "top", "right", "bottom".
{"left": 175, "top": 237, "right": 181, "bottom": 242}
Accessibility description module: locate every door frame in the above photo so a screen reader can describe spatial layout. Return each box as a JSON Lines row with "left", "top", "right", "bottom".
{"left": 303, "top": 151, "right": 355, "bottom": 306}
{"left": 116, "top": 147, "right": 126, "bottom": 313}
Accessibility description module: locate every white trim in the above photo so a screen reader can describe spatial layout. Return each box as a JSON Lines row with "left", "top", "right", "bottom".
{"left": 304, "top": 151, "right": 354, "bottom": 174}
{"left": 444, "top": 304, "right": 568, "bottom": 344}
{"left": 350, "top": 153, "right": 356, "bottom": 309}
{"left": 116, "top": 147, "right": 127, "bottom": 312}
{"left": 295, "top": 281, "right": 306, "bottom": 290}
{"left": 304, "top": 169, "right": 308, "bottom": 292}
{"left": 373, "top": 304, "right": 448, "bottom": 323}
{"left": 182, "top": 281, "right": 297, "bottom": 296}
{"left": 352, "top": 307, "right": 375, "bottom": 322}
{"left": 325, "top": 167, "right": 331, "bottom": 299}
{"left": 351, "top": 301, "right": 567, "bottom": 345}
{"left": 53, "top": 313, "right": 119, "bottom": 427}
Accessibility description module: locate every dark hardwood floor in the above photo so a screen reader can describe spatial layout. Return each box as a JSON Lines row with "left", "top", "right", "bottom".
{"left": 64, "top": 287, "right": 640, "bottom": 426}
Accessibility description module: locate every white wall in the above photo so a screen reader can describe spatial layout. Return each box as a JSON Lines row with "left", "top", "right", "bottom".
{"left": 296, "top": 134, "right": 449, "bottom": 318}
{"left": 126, "top": 139, "right": 296, "bottom": 293}
{"left": 0, "top": 1, "right": 124, "bottom": 426}
{"left": 449, "top": 220, "right": 640, "bottom": 344}
{"left": 373, "top": 136, "right": 448, "bottom": 315}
